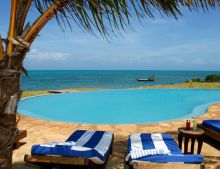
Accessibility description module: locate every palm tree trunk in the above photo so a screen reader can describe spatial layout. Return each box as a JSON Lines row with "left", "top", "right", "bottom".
{"left": 0, "top": 3, "right": 59, "bottom": 167}
{"left": 0, "top": 68, "right": 21, "bottom": 169}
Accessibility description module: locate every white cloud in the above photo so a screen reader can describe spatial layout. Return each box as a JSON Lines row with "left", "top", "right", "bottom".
{"left": 147, "top": 18, "right": 181, "bottom": 25}
{"left": 134, "top": 39, "right": 220, "bottom": 61}
{"left": 192, "top": 58, "right": 205, "bottom": 65}
{"left": 28, "top": 49, "right": 71, "bottom": 61}
{"left": 167, "top": 57, "right": 184, "bottom": 64}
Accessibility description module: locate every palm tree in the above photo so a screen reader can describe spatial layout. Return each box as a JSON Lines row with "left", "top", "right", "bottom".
{"left": 0, "top": 0, "right": 219, "bottom": 168}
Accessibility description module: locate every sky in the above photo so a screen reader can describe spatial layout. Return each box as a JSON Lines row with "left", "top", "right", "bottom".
{"left": 0, "top": 1, "right": 220, "bottom": 70}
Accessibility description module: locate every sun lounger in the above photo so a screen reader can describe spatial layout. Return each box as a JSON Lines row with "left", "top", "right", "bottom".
{"left": 199, "top": 119, "right": 220, "bottom": 142}
{"left": 126, "top": 133, "right": 205, "bottom": 169}
{"left": 25, "top": 130, "right": 114, "bottom": 169}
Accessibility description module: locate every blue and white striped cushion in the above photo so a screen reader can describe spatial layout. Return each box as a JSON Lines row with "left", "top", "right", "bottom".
{"left": 31, "top": 130, "right": 113, "bottom": 164}
{"left": 127, "top": 133, "right": 204, "bottom": 164}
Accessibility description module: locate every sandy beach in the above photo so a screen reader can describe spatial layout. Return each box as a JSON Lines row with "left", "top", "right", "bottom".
{"left": 12, "top": 103, "right": 220, "bottom": 169}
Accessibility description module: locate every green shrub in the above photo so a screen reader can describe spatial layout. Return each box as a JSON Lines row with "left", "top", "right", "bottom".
{"left": 192, "top": 78, "right": 201, "bottom": 82}
{"left": 205, "top": 74, "right": 220, "bottom": 82}
{"left": 185, "top": 78, "right": 201, "bottom": 83}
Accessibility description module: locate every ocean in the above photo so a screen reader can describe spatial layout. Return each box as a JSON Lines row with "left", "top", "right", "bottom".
{"left": 21, "top": 70, "right": 220, "bottom": 91}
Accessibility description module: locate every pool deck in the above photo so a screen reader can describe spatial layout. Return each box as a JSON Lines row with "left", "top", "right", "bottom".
{"left": 13, "top": 103, "right": 220, "bottom": 169}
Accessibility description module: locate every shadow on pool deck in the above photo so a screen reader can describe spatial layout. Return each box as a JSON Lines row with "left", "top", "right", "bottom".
{"left": 204, "top": 136, "right": 220, "bottom": 151}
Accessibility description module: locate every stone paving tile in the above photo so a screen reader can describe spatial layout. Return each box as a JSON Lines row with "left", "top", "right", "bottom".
{"left": 12, "top": 104, "right": 220, "bottom": 169}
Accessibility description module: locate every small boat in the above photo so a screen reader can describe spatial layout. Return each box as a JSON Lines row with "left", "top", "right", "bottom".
{"left": 136, "top": 75, "right": 155, "bottom": 82}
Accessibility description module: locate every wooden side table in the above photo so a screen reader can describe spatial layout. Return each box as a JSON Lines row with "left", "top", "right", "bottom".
{"left": 178, "top": 127, "right": 204, "bottom": 154}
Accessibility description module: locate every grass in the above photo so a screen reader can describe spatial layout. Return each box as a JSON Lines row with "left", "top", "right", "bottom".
{"left": 21, "top": 82, "right": 220, "bottom": 98}
{"left": 140, "top": 82, "right": 220, "bottom": 89}
{"left": 22, "top": 91, "right": 49, "bottom": 98}
{"left": 21, "top": 88, "right": 102, "bottom": 98}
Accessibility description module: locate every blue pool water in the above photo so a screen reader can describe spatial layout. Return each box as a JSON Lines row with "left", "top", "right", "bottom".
{"left": 18, "top": 89, "right": 220, "bottom": 124}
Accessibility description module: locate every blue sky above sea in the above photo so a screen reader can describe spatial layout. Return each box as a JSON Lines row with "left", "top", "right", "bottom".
{"left": 1, "top": 1, "right": 220, "bottom": 70}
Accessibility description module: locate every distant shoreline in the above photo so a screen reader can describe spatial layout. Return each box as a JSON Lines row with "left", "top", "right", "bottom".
{"left": 21, "top": 70, "right": 220, "bottom": 91}
{"left": 140, "top": 82, "right": 220, "bottom": 89}
{"left": 21, "top": 82, "right": 220, "bottom": 98}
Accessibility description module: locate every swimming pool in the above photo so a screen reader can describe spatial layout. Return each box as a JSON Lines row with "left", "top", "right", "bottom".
{"left": 18, "top": 89, "right": 220, "bottom": 124}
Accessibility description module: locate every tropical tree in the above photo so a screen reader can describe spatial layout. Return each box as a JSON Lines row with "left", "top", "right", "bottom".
{"left": 0, "top": 0, "right": 219, "bottom": 168}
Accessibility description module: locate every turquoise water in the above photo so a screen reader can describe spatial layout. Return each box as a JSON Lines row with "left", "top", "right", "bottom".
{"left": 18, "top": 89, "right": 220, "bottom": 124}
{"left": 21, "top": 70, "right": 220, "bottom": 90}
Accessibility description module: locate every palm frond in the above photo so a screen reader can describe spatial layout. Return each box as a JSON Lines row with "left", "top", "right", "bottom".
{"left": 3, "top": 0, "right": 219, "bottom": 66}
{"left": 29, "top": 0, "right": 219, "bottom": 37}
{"left": 21, "top": 65, "right": 29, "bottom": 78}
{"left": 7, "top": 0, "right": 18, "bottom": 55}
{"left": 16, "top": 0, "right": 32, "bottom": 34}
